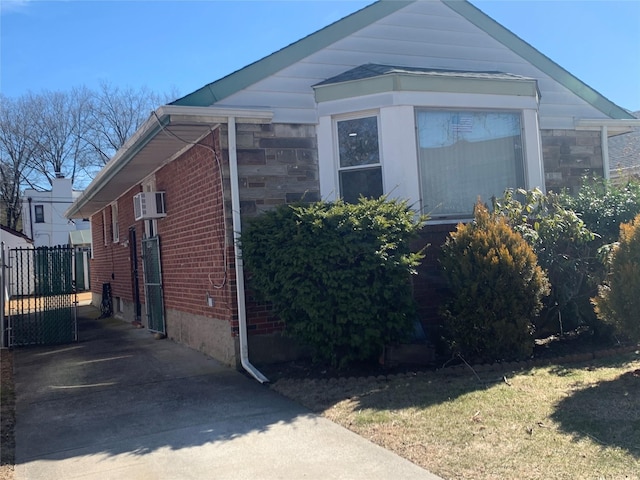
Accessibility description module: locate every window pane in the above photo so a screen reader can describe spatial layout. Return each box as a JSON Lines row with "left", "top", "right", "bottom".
{"left": 34, "top": 205, "right": 44, "bottom": 223}
{"left": 340, "top": 167, "right": 383, "bottom": 204}
{"left": 417, "top": 110, "right": 524, "bottom": 217}
{"left": 337, "top": 116, "right": 379, "bottom": 167}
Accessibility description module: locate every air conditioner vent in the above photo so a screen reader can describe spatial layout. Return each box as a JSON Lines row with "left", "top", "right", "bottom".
{"left": 133, "top": 192, "right": 167, "bottom": 221}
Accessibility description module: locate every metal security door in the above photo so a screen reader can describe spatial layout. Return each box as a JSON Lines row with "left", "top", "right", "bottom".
{"left": 6, "top": 246, "right": 77, "bottom": 347}
{"left": 142, "top": 236, "right": 165, "bottom": 334}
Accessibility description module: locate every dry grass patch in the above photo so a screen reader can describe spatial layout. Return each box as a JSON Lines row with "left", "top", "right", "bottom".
{"left": 273, "top": 351, "right": 640, "bottom": 480}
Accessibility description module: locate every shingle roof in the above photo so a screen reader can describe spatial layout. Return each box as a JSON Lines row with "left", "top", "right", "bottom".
{"left": 609, "top": 111, "right": 640, "bottom": 179}
{"left": 314, "top": 64, "right": 535, "bottom": 87}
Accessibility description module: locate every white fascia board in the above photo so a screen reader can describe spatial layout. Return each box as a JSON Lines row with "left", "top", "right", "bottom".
{"left": 575, "top": 118, "right": 640, "bottom": 136}
{"left": 158, "top": 105, "right": 274, "bottom": 124}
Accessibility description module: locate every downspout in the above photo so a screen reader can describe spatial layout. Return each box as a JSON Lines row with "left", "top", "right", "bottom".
{"left": 601, "top": 125, "right": 610, "bottom": 180}
{"left": 227, "top": 116, "right": 269, "bottom": 383}
{"left": 27, "top": 197, "right": 33, "bottom": 239}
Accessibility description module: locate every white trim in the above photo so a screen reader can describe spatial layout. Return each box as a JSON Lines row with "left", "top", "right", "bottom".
{"left": 379, "top": 106, "right": 421, "bottom": 207}
{"left": 317, "top": 116, "right": 336, "bottom": 202}
{"left": 522, "top": 109, "right": 545, "bottom": 192}
{"left": 317, "top": 99, "right": 543, "bottom": 217}
{"left": 111, "top": 202, "right": 119, "bottom": 243}
{"left": 102, "top": 210, "right": 108, "bottom": 247}
{"left": 602, "top": 125, "right": 610, "bottom": 181}
{"left": 333, "top": 112, "right": 384, "bottom": 202}
{"left": 317, "top": 91, "right": 540, "bottom": 118}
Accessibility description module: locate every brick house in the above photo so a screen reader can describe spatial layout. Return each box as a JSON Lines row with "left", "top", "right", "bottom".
{"left": 66, "top": 0, "right": 639, "bottom": 380}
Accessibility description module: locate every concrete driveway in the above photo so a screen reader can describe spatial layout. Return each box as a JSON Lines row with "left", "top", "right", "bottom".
{"left": 13, "top": 307, "right": 442, "bottom": 480}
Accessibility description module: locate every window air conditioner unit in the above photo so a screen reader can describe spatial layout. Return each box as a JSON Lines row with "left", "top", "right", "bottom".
{"left": 133, "top": 192, "right": 167, "bottom": 221}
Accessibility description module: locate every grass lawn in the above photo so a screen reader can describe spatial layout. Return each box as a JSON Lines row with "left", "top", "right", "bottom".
{"left": 272, "top": 350, "right": 640, "bottom": 480}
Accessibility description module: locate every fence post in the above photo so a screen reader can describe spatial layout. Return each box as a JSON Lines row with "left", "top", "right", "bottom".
{"left": 1, "top": 242, "right": 6, "bottom": 349}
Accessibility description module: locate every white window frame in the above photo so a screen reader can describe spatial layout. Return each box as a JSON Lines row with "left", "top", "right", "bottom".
{"left": 416, "top": 108, "right": 527, "bottom": 220}
{"left": 102, "top": 210, "right": 108, "bottom": 246}
{"left": 333, "top": 111, "right": 384, "bottom": 203}
{"left": 111, "top": 202, "right": 119, "bottom": 243}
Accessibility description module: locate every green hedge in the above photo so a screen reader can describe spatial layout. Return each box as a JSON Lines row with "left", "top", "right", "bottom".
{"left": 240, "top": 197, "right": 427, "bottom": 368}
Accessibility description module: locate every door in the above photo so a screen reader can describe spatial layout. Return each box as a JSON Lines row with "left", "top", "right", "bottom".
{"left": 141, "top": 236, "right": 165, "bottom": 334}
{"left": 129, "top": 227, "right": 142, "bottom": 323}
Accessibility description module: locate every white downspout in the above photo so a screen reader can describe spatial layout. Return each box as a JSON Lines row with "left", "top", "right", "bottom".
{"left": 601, "top": 125, "right": 610, "bottom": 180}
{"left": 227, "top": 116, "right": 269, "bottom": 383}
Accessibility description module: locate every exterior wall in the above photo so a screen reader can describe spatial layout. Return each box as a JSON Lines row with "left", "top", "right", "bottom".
{"left": 222, "top": 122, "right": 320, "bottom": 361}
{"left": 90, "top": 130, "right": 239, "bottom": 366}
{"left": 218, "top": 1, "right": 613, "bottom": 128}
{"left": 541, "top": 129, "right": 603, "bottom": 194}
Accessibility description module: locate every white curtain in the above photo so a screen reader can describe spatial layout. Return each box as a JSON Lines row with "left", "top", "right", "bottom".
{"left": 417, "top": 110, "right": 524, "bottom": 217}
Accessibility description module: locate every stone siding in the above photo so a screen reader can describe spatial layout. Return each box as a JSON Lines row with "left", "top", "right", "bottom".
{"left": 541, "top": 129, "right": 603, "bottom": 194}
{"left": 220, "top": 123, "right": 320, "bottom": 217}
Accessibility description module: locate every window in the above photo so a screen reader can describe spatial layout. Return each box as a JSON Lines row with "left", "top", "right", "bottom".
{"left": 111, "top": 203, "right": 119, "bottom": 243}
{"left": 34, "top": 205, "right": 44, "bottom": 223}
{"left": 336, "top": 116, "right": 383, "bottom": 203}
{"left": 416, "top": 109, "right": 524, "bottom": 218}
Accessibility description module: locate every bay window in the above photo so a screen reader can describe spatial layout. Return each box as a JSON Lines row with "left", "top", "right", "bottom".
{"left": 417, "top": 109, "right": 525, "bottom": 218}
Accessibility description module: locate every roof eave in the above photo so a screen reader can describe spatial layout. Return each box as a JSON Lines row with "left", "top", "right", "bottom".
{"left": 575, "top": 118, "right": 640, "bottom": 136}
{"left": 66, "top": 105, "right": 273, "bottom": 219}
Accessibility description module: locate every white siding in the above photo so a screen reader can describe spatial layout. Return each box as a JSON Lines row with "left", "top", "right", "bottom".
{"left": 217, "top": 0, "right": 608, "bottom": 127}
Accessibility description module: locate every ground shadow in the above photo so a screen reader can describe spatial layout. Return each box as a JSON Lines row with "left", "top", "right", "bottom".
{"left": 13, "top": 306, "right": 308, "bottom": 465}
{"left": 551, "top": 367, "right": 640, "bottom": 458}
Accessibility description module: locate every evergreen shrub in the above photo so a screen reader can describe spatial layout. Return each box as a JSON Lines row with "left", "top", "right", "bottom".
{"left": 440, "top": 201, "right": 550, "bottom": 362}
{"left": 240, "top": 197, "right": 427, "bottom": 368}
{"left": 592, "top": 213, "right": 640, "bottom": 341}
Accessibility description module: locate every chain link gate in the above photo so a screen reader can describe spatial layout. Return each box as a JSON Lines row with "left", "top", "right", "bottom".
{"left": 5, "top": 246, "right": 77, "bottom": 347}
{"left": 142, "top": 236, "right": 165, "bottom": 334}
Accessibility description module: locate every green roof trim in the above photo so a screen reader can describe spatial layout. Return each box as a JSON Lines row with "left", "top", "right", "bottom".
{"left": 444, "top": 0, "right": 634, "bottom": 120}
{"left": 171, "top": 1, "right": 412, "bottom": 107}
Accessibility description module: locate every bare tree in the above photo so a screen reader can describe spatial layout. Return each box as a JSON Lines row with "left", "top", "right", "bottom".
{"left": 28, "top": 88, "right": 93, "bottom": 188}
{"left": 0, "top": 94, "right": 40, "bottom": 229}
{"left": 82, "top": 82, "right": 177, "bottom": 174}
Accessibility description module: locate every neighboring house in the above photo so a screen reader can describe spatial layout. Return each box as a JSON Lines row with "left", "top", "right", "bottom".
{"left": 69, "top": 229, "right": 92, "bottom": 292}
{"left": 23, "top": 177, "right": 90, "bottom": 248}
{"left": 66, "top": 0, "right": 640, "bottom": 378}
{"left": 609, "top": 111, "right": 640, "bottom": 181}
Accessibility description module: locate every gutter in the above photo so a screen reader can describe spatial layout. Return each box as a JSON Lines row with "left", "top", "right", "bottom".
{"left": 227, "top": 116, "right": 269, "bottom": 384}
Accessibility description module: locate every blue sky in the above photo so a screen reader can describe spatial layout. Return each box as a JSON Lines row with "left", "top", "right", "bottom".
{"left": 1, "top": 0, "right": 639, "bottom": 112}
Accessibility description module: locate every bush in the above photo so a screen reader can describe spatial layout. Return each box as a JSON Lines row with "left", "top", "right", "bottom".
{"left": 561, "top": 177, "right": 640, "bottom": 245}
{"left": 240, "top": 197, "right": 427, "bottom": 368}
{"left": 493, "top": 188, "right": 595, "bottom": 336}
{"left": 592, "top": 213, "right": 640, "bottom": 342}
{"left": 440, "top": 201, "right": 550, "bottom": 362}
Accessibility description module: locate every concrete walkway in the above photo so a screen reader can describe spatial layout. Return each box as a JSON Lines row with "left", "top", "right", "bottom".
{"left": 14, "top": 307, "right": 443, "bottom": 480}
